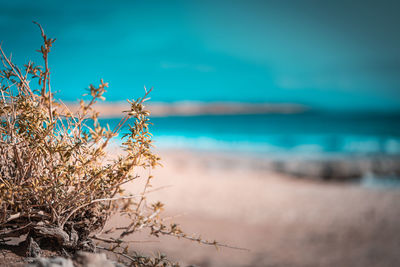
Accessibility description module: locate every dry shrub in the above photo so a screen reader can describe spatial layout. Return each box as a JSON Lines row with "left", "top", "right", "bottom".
{"left": 0, "top": 23, "right": 230, "bottom": 266}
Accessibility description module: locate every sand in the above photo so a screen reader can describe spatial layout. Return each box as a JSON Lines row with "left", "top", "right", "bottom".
{"left": 118, "top": 149, "right": 400, "bottom": 267}
{"left": 2, "top": 149, "right": 400, "bottom": 266}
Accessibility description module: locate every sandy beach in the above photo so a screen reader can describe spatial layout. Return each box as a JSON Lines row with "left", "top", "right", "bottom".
{"left": 2, "top": 149, "right": 400, "bottom": 267}
{"left": 114, "top": 149, "right": 400, "bottom": 267}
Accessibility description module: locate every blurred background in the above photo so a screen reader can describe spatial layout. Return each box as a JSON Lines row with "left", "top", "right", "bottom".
{"left": 1, "top": 1, "right": 400, "bottom": 266}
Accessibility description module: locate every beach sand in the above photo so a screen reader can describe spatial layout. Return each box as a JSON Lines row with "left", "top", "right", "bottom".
{"left": 2, "top": 149, "right": 400, "bottom": 266}
{"left": 114, "top": 149, "right": 400, "bottom": 267}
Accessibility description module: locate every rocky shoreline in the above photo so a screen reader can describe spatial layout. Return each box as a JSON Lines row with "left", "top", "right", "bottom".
{"left": 270, "top": 156, "right": 400, "bottom": 181}
{"left": 166, "top": 150, "right": 400, "bottom": 182}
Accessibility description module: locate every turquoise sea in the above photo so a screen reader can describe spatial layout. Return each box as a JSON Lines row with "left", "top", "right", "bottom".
{"left": 100, "top": 111, "right": 400, "bottom": 157}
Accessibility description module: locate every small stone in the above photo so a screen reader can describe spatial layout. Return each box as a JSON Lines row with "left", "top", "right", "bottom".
{"left": 74, "top": 251, "right": 115, "bottom": 267}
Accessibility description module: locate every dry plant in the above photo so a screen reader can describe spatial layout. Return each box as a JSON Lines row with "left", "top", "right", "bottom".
{"left": 0, "top": 23, "right": 237, "bottom": 266}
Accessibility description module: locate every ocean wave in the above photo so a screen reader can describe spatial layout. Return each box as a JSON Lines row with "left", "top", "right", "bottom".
{"left": 152, "top": 134, "right": 400, "bottom": 156}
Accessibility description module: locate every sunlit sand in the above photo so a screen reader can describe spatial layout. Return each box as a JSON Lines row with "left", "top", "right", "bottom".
{"left": 106, "top": 149, "right": 400, "bottom": 267}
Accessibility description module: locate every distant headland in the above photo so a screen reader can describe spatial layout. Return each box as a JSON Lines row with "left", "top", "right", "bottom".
{"left": 65, "top": 101, "right": 308, "bottom": 118}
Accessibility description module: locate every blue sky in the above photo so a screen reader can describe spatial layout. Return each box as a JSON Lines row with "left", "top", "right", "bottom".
{"left": 1, "top": 0, "right": 400, "bottom": 111}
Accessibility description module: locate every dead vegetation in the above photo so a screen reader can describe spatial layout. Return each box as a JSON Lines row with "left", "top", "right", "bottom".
{"left": 0, "top": 23, "right": 230, "bottom": 266}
